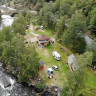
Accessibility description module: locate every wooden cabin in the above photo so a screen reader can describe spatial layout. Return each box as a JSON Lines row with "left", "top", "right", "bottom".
{"left": 37, "top": 35, "right": 50, "bottom": 47}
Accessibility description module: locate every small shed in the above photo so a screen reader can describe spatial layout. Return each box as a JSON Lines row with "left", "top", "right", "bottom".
{"left": 68, "top": 54, "right": 77, "bottom": 71}
{"left": 37, "top": 35, "right": 50, "bottom": 47}
{"left": 39, "top": 61, "right": 45, "bottom": 71}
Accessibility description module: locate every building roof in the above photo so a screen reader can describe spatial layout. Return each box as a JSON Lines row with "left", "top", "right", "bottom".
{"left": 40, "top": 61, "right": 45, "bottom": 66}
{"left": 37, "top": 35, "right": 50, "bottom": 41}
{"left": 68, "top": 54, "right": 76, "bottom": 65}
{"left": 39, "top": 40, "right": 48, "bottom": 43}
{"left": 68, "top": 54, "right": 78, "bottom": 71}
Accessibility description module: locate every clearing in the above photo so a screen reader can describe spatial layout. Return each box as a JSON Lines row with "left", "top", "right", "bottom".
{"left": 26, "top": 24, "right": 96, "bottom": 90}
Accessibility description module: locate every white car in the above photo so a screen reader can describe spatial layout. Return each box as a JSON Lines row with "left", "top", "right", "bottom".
{"left": 52, "top": 65, "right": 58, "bottom": 70}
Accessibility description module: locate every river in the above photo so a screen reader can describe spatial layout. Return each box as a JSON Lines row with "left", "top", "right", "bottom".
{"left": 0, "top": 62, "right": 36, "bottom": 96}
{"left": 0, "top": 5, "right": 37, "bottom": 96}
{"left": 0, "top": 4, "right": 93, "bottom": 96}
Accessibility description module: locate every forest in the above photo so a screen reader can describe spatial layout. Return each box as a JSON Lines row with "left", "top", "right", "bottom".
{"left": 0, "top": 0, "right": 96, "bottom": 96}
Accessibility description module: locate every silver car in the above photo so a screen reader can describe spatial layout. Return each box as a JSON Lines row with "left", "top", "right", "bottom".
{"left": 52, "top": 65, "right": 58, "bottom": 70}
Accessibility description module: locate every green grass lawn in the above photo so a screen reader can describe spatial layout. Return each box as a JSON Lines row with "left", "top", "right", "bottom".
{"left": 36, "top": 43, "right": 69, "bottom": 87}
{"left": 85, "top": 69, "right": 96, "bottom": 88}
{"left": 34, "top": 30, "right": 54, "bottom": 37}
{"left": 30, "top": 24, "right": 96, "bottom": 93}
{"left": 82, "top": 68, "right": 96, "bottom": 96}
{"left": 36, "top": 43, "right": 96, "bottom": 91}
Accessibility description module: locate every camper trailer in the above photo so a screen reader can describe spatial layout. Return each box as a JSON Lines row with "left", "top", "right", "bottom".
{"left": 52, "top": 51, "right": 60, "bottom": 61}
{"left": 47, "top": 68, "right": 54, "bottom": 76}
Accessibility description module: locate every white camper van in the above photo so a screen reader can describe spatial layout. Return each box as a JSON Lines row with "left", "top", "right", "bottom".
{"left": 52, "top": 51, "right": 60, "bottom": 61}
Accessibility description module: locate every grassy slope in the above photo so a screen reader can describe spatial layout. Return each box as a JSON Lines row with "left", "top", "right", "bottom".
{"left": 85, "top": 69, "right": 96, "bottom": 88}
{"left": 36, "top": 44, "right": 69, "bottom": 87}
{"left": 27, "top": 23, "right": 96, "bottom": 94}
{"left": 34, "top": 29, "right": 54, "bottom": 37}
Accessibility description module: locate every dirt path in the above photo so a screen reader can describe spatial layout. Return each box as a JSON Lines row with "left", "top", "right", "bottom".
{"left": 25, "top": 24, "right": 39, "bottom": 42}
{"left": 29, "top": 24, "right": 39, "bottom": 36}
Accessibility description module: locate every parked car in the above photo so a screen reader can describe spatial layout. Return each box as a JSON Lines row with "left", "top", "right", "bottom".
{"left": 35, "top": 27, "right": 40, "bottom": 31}
{"left": 24, "top": 40, "right": 28, "bottom": 44}
{"left": 51, "top": 40, "right": 54, "bottom": 43}
{"left": 52, "top": 65, "right": 58, "bottom": 70}
{"left": 52, "top": 51, "right": 61, "bottom": 61}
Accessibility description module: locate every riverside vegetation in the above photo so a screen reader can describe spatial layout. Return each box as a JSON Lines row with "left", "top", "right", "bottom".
{"left": 0, "top": 0, "right": 96, "bottom": 96}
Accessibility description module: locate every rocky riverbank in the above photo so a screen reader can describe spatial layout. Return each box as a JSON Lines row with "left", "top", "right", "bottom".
{"left": 0, "top": 62, "right": 61, "bottom": 96}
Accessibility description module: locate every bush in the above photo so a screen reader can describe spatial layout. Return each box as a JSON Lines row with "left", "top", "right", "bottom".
{"left": 35, "top": 81, "right": 46, "bottom": 92}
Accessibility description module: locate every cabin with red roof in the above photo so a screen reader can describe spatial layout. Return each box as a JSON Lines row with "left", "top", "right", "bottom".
{"left": 37, "top": 35, "right": 50, "bottom": 47}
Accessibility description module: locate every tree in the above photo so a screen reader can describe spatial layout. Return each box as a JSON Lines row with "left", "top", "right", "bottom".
{"left": 0, "top": 10, "right": 1, "bottom": 23}
{"left": 62, "top": 11, "right": 87, "bottom": 53}
{"left": 89, "top": 14, "right": 96, "bottom": 33}
{"left": 61, "top": 52, "right": 93, "bottom": 96}
{"left": 83, "top": 51, "right": 93, "bottom": 66}
{"left": 56, "top": 16, "right": 66, "bottom": 38}
{"left": 21, "top": 10, "right": 32, "bottom": 24}
{"left": 38, "top": 2, "right": 55, "bottom": 28}
{"left": 61, "top": 69, "right": 86, "bottom": 96}
{"left": 35, "top": 2, "right": 42, "bottom": 12}
{"left": 12, "top": 15, "right": 27, "bottom": 35}
{"left": 0, "top": 27, "right": 14, "bottom": 59}
{"left": 54, "top": 0, "right": 60, "bottom": 11}
{"left": 0, "top": 27, "right": 14, "bottom": 44}
{"left": 0, "top": 33, "right": 25, "bottom": 71}
{"left": 87, "top": 40, "right": 96, "bottom": 66}
{"left": 60, "top": 2, "right": 71, "bottom": 17}
{"left": 9, "top": 34, "right": 25, "bottom": 68}
{"left": 35, "top": 80, "right": 46, "bottom": 91}
{"left": 18, "top": 43, "right": 40, "bottom": 83}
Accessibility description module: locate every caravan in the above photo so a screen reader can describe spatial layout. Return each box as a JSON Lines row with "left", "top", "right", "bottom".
{"left": 52, "top": 51, "right": 61, "bottom": 61}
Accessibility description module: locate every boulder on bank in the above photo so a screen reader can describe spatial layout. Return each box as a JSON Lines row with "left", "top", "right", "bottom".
{"left": 10, "top": 12, "right": 19, "bottom": 17}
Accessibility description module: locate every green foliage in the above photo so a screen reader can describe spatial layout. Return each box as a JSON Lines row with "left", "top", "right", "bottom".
{"left": 87, "top": 40, "right": 96, "bottom": 66}
{"left": 0, "top": 26, "right": 40, "bottom": 83}
{"left": 21, "top": 10, "right": 32, "bottom": 24}
{"left": 54, "top": 0, "right": 60, "bottom": 11}
{"left": 35, "top": 80, "right": 46, "bottom": 91}
{"left": 0, "top": 10, "right": 1, "bottom": 23}
{"left": 60, "top": 1, "right": 72, "bottom": 17}
{"left": 34, "top": 1, "right": 43, "bottom": 12}
{"left": 56, "top": 16, "right": 66, "bottom": 38}
{"left": 61, "top": 53, "right": 92, "bottom": 96}
{"left": 0, "top": 27, "right": 14, "bottom": 43}
{"left": 62, "top": 11, "right": 87, "bottom": 53}
{"left": 18, "top": 44, "right": 40, "bottom": 83}
{"left": 83, "top": 51, "right": 93, "bottom": 66}
{"left": 12, "top": 15, "right": 27, "bottom": 35}
{"left": 89, "top": 14, "right": 96, "bottom": 33}
{"left": 38, "top": 2, "right": 56, "bottom": 28}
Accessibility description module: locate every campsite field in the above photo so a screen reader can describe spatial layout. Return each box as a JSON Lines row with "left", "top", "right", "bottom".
{"left": 27, "top": 24, "right": 96, "bottom": 91}
{"left": 36, "top": 44, "right": 69, "bottom": 87}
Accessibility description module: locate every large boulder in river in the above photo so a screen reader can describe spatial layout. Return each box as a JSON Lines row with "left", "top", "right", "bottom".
{"left": 11, "top": 12, "right": 19, "bottom": 17}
